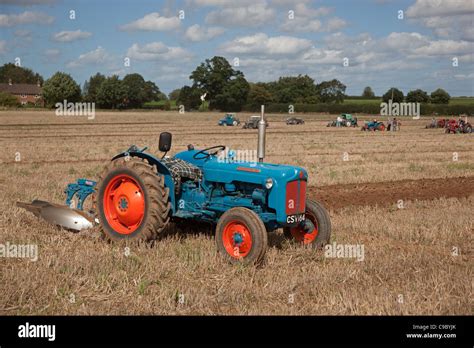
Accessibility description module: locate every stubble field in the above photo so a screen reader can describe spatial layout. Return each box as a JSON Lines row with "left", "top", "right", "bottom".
{"left": 0, "top": 110, "right": 472, "bottom": 315}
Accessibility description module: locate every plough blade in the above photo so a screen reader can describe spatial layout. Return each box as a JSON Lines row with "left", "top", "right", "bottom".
{"left": 16, "top": 200, "right": 95, "bottom": 231}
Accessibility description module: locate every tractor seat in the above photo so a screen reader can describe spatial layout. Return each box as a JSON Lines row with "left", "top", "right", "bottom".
{"left": 161, "top": 158, "right": 202, "bottom": 190}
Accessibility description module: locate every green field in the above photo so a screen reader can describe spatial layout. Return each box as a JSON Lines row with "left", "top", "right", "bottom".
{"left": 344, "top": 97, "right": 474, "bottom": 105}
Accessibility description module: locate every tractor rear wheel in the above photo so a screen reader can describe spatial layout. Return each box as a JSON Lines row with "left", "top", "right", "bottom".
{"left": 284, "top": 199, "right": 331, "bottom": 248}
{"left": 216, "top": 207, "right": 268, "bottom": 265}
{"left": 95, "top": 157, "right": 170, "bottom": 242}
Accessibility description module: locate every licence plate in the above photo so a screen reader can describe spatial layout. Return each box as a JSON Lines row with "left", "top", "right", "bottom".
{"left": 286, "top": 213, "right": 305, "bottom": 224}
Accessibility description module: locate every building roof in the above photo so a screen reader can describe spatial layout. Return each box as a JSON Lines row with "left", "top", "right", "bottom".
{"left": 0, "top": 83, "right": 42, "bottom": 95}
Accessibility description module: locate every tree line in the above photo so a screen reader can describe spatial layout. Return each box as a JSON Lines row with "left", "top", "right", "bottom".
{"left": 361, "top": 86, "right": 451, "bottom": 104}
{"left": 0, "top": 59, "right": 455, "bottom": 110}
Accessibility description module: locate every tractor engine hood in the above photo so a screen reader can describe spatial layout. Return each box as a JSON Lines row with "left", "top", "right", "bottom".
{"left": 202, "top": 160, "right": 307, "bottom": 185}
{"left": 202, "top": 159, "right": 308, "bottom": 225}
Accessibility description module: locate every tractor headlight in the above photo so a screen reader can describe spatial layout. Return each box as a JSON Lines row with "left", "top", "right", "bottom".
{"left": 265, "top": 178, "right": 273, "bottom": 190}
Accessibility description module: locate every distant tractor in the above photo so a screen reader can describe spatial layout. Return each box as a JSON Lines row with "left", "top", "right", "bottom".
{"left": 286, "top": 117, "right": 305, "bottom": 125}
{"left": 218, "top": 113, "right": 240, "bottom": 126}
{"left": 445, "top": 119, "right": 473, "bottom": 134}
{"left": 243, "top": 115, "right": 269, "bottom": 129}
{"left": 361, "top": 120, "right": 385, "bottom": 131}
{"left": 327, "top": 114, "right": 358, "bottom": 127}
{"left": 426, "top": 118, "right": 448, "bottom": 129}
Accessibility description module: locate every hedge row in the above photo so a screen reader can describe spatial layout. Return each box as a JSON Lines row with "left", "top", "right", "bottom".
{"left": 242, "top": 103, "right": 473, "bottom": 115}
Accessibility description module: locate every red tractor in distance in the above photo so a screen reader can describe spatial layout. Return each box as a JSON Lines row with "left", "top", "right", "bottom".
{"left": 445, "top": 119, "right": 473, "bottom": 134}
{"left": 426, "top": 118, "right": 448, "bottom": 129}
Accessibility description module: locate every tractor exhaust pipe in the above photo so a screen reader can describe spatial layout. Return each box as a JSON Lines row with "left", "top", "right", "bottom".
{"left": 257, "top": 105, "right": 266, "bottom": 162}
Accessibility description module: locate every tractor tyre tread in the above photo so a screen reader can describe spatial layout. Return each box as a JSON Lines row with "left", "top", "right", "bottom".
{"left": 215, "top": 207, "right": 268, "bottom": 265}
{"left": 283, "top": 199, "right": 331, "bottom": 248}
{"left": 95, "top": 157, "right": 171, "bottom": 242}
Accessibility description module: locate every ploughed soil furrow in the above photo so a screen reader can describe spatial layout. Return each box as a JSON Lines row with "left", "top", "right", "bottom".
{"left": 310, "top": 176, "right": 474, "bottom": 211}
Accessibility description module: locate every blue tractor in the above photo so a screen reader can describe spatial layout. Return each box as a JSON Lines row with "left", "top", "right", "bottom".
{"left": 218, "top": 113, "right": 240, "bottom": 126}
{"left": 94, "top": 108, "right": 331, "bottom": 264}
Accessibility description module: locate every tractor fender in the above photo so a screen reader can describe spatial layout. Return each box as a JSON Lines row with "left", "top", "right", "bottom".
{"left": 111, "top": 152, "right": 176, "bottom": 213}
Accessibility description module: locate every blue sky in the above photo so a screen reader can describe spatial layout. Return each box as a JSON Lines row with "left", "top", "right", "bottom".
{"left": 0, "top": 0, "right": 473, "bottom": 96}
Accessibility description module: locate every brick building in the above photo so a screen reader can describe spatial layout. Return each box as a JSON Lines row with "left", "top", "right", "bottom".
{"left": 0, "top": 79, "right": 44, "bottom": 106}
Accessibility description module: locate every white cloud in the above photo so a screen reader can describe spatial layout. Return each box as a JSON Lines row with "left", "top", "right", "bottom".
{"left": 383, "top": 32, "right": 430, "bottom": 51}
{"left": 0, "top": 11, "right": 54, "bottom": 27}
{"left": 184, "top": 24, "right": 224, "bottom": 42}
{"left": 120, "top": 12, "right": 180, "bottom": 31}
{"left": 406, "top": 0, "right": 474, "bottom": 18}
{"left": 220, "top": 33, "right": 313, "bottom": 56}
{"left": 12, "top": 29, "right": 33, "bottom": 42}
{"left": 280, "top": 19, "right": 322, "bottom": 32}
{"left": 13, "top": 29, "right": 31, "bottom": 37}
{"left": 126, "top": 42, "right": 194, "bottom": 61}
{"left": 190, "top": 0, "right": 258, "bottom": 7}
{"left": 412, "top": 39, "right": 473, "bottom": 56}
{"left": 66, "top": 46, "right": 109, "bottom": 68}
{"left": 454, "top": 72, "right": 474, "bottom": 80}
{"left": 292, "top": 3, "right": 333, "bottom": 18}
{"left": 326, "top": 17, "right": 347, "bottom": 31}
{"left": 52, "top": 30, "right": 92, "bottom": 42}
{"left": 300, "top": 48, "right": 343, "bottom": 64}
{"left": 279, "top": 2, "right": 343, "bottom": 34}
{"left": 206, "top": 3, "right": 275, "bottom": 27}
{"left": 406, "top": 1, "right": 474, "bottom": 41}
{"left": 42, "top": 48, "right": 60, "bottom": 62}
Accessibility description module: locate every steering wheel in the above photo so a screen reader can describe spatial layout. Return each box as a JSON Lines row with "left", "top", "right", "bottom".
{"left": 193, "top": 145, "right": 226, "bottom": 160}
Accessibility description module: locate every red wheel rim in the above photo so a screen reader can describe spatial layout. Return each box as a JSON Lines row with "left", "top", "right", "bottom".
{"left": 222, "top": 220, "right": 253, "bottom": 259}
{"left": 103, "top": 174, "right": 145, "bottom": 234}
{"left": 290, "top": 211, "right": 319, "bottom": 244}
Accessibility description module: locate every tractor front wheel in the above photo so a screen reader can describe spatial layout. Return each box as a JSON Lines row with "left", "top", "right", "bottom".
{"left": 216, "top": 207, "right": 268, "bottom": 265}
{"left": 284, "top": 199, "right": 331, "bottom": 248}
{"left": 96, "top": 157, "right": 170, "bottom": 242}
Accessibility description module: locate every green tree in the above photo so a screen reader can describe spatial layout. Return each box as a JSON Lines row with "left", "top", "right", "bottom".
{"left": 382, "top": 87, "right": 404, "bottom": 103}
{"left": 430, "top": 88, "right": 450, "bottom": 104}
{"left": 0, "top": 63, "right": 44, "bottom": 84}
{"left": 84, "top": 73, "right": 106, "bottom": 102}
{"left": 247, "top": 83, "right": 274, "bottom": 107}
{"left": 271, "top": 75, "right": 319, "bottom": 103}
{"left": 177, "top": 85, "right": 202, "bottom": 110}
{"left": 42, "top": 72, "right": 81, "bottom": 107}
{"left": 406, "top": 89, "right": 430, "bottom": 103}
{"left": 362, "top": 86, "right": 375, "bottom": 98}
{"left": 121, "top": 75, "right": 162, "bottom": 107}
{"left": 96, "top": 75, "right": 127, "bottom": 109}
{"left": 168, "top": 88, "right": 181, "bottom": 101}
{"left": 143, "top": 80, "right": 162, "bottom": 102}
{"left": 213, "top": 76, "right": 250, "bottom": 111}
{"left": 316, "top": 79, "right": 346, "bottom": 103}
{"left": 0, "top": 91, "right": 19, "bottom": 107}
{"left": 122, "top": 73, "right": 147, "bottom": 108}
{"left": 190, "top": 56, "right": 249, "bottom": 110}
